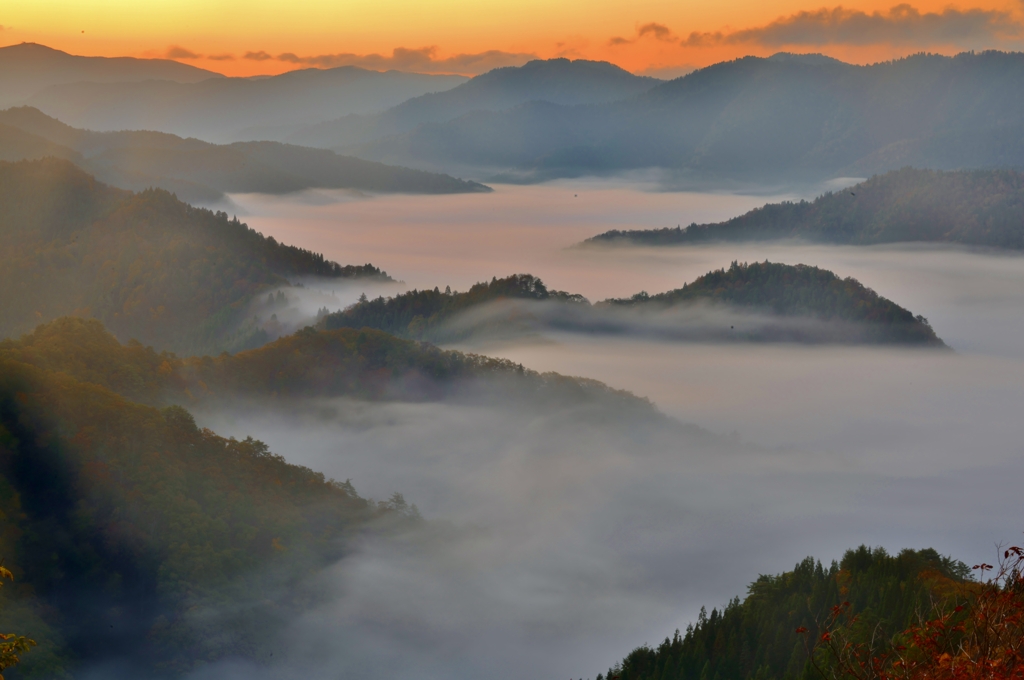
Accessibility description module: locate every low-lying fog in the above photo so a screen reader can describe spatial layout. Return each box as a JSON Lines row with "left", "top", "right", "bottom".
{"left": 193, "top": 182, "right": 1024, "bottom": 680}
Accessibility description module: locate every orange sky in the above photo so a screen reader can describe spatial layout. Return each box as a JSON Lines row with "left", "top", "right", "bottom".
{"left": 2, "top": 0, "right": 1023, "bottom": 77}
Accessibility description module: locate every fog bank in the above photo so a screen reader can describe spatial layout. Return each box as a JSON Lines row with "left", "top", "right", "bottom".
{"left": 186, "top": 182, "right": 1024, "bottom": 680}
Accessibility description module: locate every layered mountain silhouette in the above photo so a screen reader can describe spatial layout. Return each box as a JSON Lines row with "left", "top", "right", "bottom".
{"left": 338, "top": 51, "right": 1024, "bottom": 181}
{"left": 26, "top": 65, "right": 468, "bottom": 143}
{"left": 288, "top": 58, "right": 662, "bottom": 150}
{"left": 0, "top": 107, "right": 490, "bottom": 202}
{"left": 0, "top": 42, "right": 221, "bottom": 107}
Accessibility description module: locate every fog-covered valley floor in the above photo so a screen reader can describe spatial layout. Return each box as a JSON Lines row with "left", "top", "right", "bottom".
{"left": 190, "top": 181, "right": 1024, "bottom": 680}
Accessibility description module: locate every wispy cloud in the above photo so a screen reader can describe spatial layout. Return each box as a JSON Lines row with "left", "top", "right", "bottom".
{"left": 610, "top": 21, "right": 678, "bottom": 46}
{"left": 166, "top": 45, "right": 202, "bottom": 59}
{"left": 681, "top": 4, "right": 1021, "bottom": 47}
{"left": 242, "top": 46, "right": 536, "bottom": 75}
{"left": 207, "top": 53, "right": 235, "bottom": 61}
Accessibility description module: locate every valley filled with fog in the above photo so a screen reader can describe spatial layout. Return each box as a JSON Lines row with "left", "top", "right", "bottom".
{"left": 184, "top": 181, "right": 1024, "bottom": 680}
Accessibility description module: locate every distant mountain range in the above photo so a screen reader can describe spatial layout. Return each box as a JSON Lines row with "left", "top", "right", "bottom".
{"left": 0, "top": 42, "right": 221, "bottom": 107}
{"left": 337, "top": 51, "right": 1024, "bottom": 182}
{"left": 0, "top": 107, "right": 489, "bottom": 202}
{"left": 26, "top": 64, "right": 468, "bottom": 144}
{"left": 288, "top": 58, "right": 662, "bottom": 149}
{"left": 585, "top": 168, "right": 1024, "bottom": 249}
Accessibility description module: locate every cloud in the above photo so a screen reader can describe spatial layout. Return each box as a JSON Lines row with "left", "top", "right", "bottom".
{"left": 166, "top": 45, "right": 202, "bottom": 60}
{"left": 638, "top": 22, "right": 676, "bottom": 41}
{"left": 610, "top": 21, "right": 679, "bottom": 46}
{"left": 681, "top": 3, "right": 1021, "bottom": 47}
{"left": 245, "top": 46, "right": 536, "bottom": 75}
{"left": 207, "top": 53, "right": 235, "bottom": 61}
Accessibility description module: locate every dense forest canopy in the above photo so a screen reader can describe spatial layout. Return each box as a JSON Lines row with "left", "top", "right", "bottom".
{"left": 0, "top": 158, "right": 390, "bottom": 354}
{"left": 320, "top": 273, "right": 587, "bottom": 341}
{"left": 599, "top": 546, "right": 972, "bottom": 680}
{"left": 0, "top": 107, "right": 490, "bottom": 203}
{"left": 601, "top": 262, "right": 944, "bottom": 346}
{"left": 585, "top": 168, "right": 1024, "bottom": 249}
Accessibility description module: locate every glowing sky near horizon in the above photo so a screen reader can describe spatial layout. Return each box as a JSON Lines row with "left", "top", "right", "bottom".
{"left": 2, "top": 0, "right": 1023, "bottom": 77}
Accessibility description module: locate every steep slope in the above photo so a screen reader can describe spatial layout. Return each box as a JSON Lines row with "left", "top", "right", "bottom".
{"left": 601, "top": 261, "right": 945, "bottom": 346}
{"left": 0, "top": 42, "right": 220, "bottom": 107}
{"left": 26, "top": 66, "right": 468, "bottom": 143}
{"left": 0, "top": 158, "right": 391, "bottom": 353}
{"left": 347, "top": 51, "right": 1024, "bottom": 180}
{"left": 0, "top": 338, "right": 415, "bottom": 676}
{"left": 0, "top": 107, "right": 490, "bottom": 202}
{"left": 288, "top": 58, "right": 660, "bottom": 149}
{"left": 585, "top": 168, "right": 1024, "bottom": 249}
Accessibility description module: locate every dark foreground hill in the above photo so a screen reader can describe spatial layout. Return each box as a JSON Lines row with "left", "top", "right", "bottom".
{"left": 586, "top": 168, "right": 1024, "bottom": 249}
{"left": 0, "top": 323, "right": 421, "bottom": 677}
{"left": 597, "top": 546, "right": 973, "bottom": 680}
{"left": 290, "top": 58, "right": 661, "bottom": 150}
{"left": 0, "top": 107, "right": 490, "bottom": 203}
{"left": 321, "top": 269, "right": 944, "bottom": 346}
{"left": 602, "top": 262, "right": 945, "bottom": 346}
{"left": 346, "top": 51, "right": 1024, "bottom": 181}
{"left": 0, "top": 158, "right": 391, "bottom": 353}
{"left": 0, "top": 314, "right": 662, "bottom": 677}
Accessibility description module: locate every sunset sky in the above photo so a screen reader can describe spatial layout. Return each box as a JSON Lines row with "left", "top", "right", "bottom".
{"left": 3, "top": 0, "right": 1023, "bottom": 77}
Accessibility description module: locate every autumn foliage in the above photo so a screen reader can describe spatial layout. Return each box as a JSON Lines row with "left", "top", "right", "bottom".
{"left": 805, "top": 544, "right": 1024, "bottom": 680}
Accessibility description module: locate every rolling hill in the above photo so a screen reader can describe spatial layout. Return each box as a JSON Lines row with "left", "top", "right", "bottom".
{"left": 0, "top": 107, "right": 490, "bottom": 202}
{"left": 0, "top": 158, "right": 392, "bottom": 353}
{"left": 320, "top": 269, "right": 944, "bottom": 346}
{"left": 585, "top": 168, "right": 1024, "bottom": 249}
{"left": 601, "top": 261, "right": 945, "bottom": 346}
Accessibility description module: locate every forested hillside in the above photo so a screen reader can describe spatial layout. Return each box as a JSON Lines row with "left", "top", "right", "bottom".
{"left": 0, "top": 107, "right": 489, "bottom": 203}
{"left": 320, "top": 269, "right": 942, "bottom": 346}
{"left": 0, "top": 158, "right": 390, "bottom": 354}
{"left": 586, "top": 168, "right": 1024, "bottom": 249}
{"left": 0, "top": 331, "right": 420, "bottom": 677}
{"left": 1, "top": 317, "right": 657, "bottom": 415}
{"left": 599, "top": 547, "right": 972, "bottom": 680}
{"left": 0, "top": 315, "right": 662, "bottom": 676}
{"left": 319, "top": 273, "right": 586, "bottom": 341}
{"left": 602, "top": 262, "right": 944, "bottom": 346}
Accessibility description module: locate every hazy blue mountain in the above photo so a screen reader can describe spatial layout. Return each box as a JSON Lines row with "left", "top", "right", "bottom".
{"left": 0, "top": 42, "right": 221, "bottom": 107}
{"left": 288, "top": 58, "right": 661, "bottom": 149}
{"left": 27, "top": 66, "right": 469, "bottom": 143}
{"left": 0, "top": 107, "right": 490, "bottom": 202}
{"left": 584, "top": 168, "right": 1024, "bottom": 249}
{"left": 344, "top": 51, "right": 1024, "bottom": 181}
